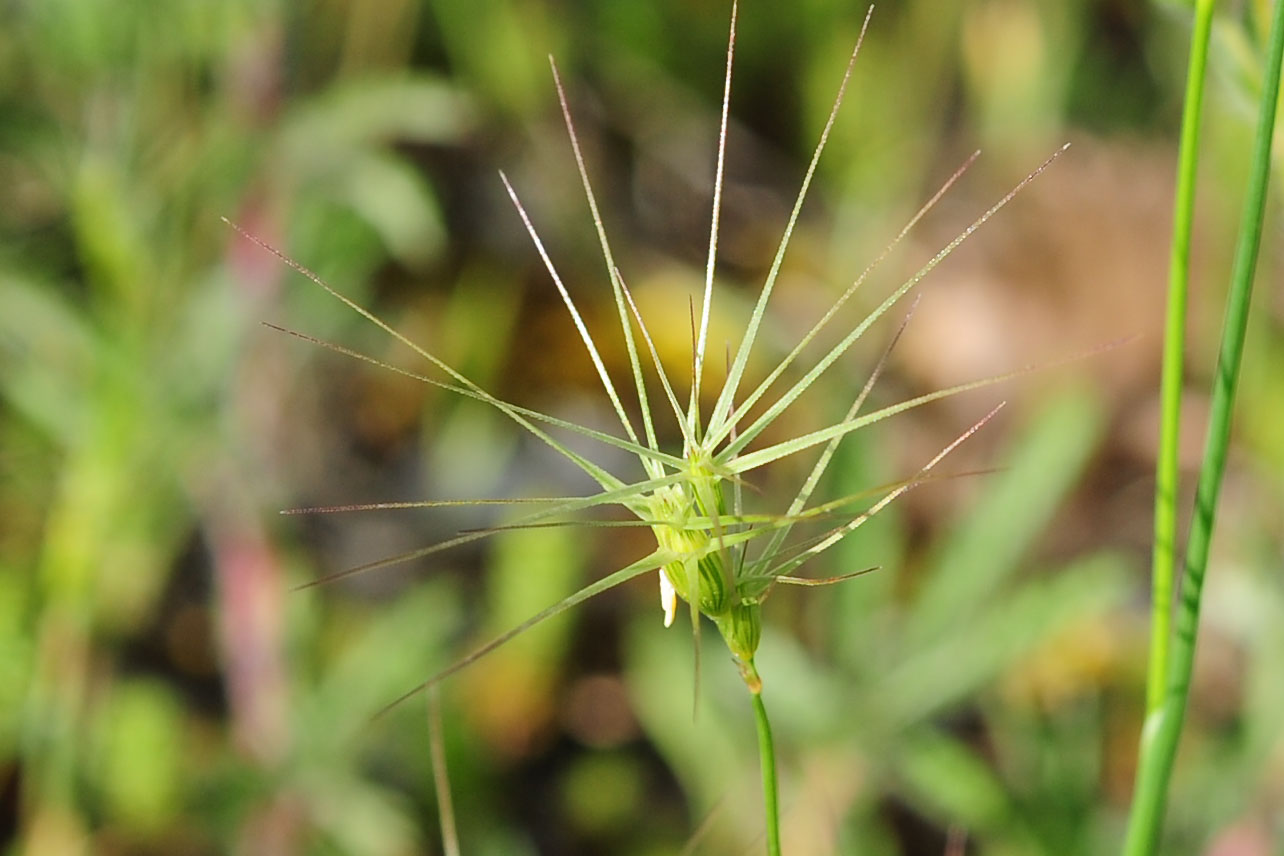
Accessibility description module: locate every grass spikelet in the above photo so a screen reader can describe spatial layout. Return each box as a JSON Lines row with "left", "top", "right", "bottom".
{"left": 235, "top": 3, "right": 1076, "bottom": 849}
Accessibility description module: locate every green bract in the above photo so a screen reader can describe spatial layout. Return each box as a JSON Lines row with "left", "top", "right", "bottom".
{"left": 646, "top": 457, "right": 763, "bottom": 673}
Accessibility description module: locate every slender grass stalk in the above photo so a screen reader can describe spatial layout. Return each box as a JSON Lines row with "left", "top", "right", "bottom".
{"left": 749, "top": 672, "right": 782, "bottom": 856}
{"left": 426, "top": 687, "right": 461, "bottom": 856}
{"left": 1147, "top": 0, "right": 1216, "bottom": 716}
{"left": 1124, "top": 2, "right": 1284, "bottom": 853}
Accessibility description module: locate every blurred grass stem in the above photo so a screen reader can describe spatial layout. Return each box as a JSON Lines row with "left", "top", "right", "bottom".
{"left": 427, "top": 688, "right": 460, "bottom": 856}
{"left": 1125, "top": 1, "right": 1284, "bottom": 852}
{"left": 1146, "top": 0, "right": 1215, "bottom": 716}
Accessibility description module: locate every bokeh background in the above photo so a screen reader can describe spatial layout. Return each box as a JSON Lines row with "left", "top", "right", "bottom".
{"left": 3, "top": 0, "right": 1282, "bottom": 853}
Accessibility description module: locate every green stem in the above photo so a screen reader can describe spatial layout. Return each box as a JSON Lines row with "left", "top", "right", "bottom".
{"left": 1147, "top": 0, "right": 1216, "bottom": 717}
{"left": 427, "top": 688, "right": 461, "bottom": 856}
{"left": 1124, "top": 2, "right": 1284, "bottom": 854}
{"left": 749, "top": 662, "right": 782, "bottom": 856}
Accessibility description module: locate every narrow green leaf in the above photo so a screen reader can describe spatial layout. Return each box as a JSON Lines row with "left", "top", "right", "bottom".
{"left": 263, "top": 322, "right": 684, "bottom": 473}
{"left": 617, "top": 270, "right": 696, "bottom": 450}
{"left": 294, "top": 470, "right": 693, "bottom": 590}
{"left": 689, "top": 0, "right": 737, "bottom": 430}
{"left": 550, "top": 59, "right": 661, "bottom": 469}
{"left": 759, "top": 294, "right": 920, "bottom": 564}
{"left": 229, "top": 221, "right": 648, "bottom": 493}
{"left": 707, "top": 8, "right": 874, "bottom": 439}
{"left": 713, "top": 145, "right": 1068, "bottom": 456}
{"left": 282, "top": 497, "right": 579, "bottom": 515}
{"left": 500, "top": 172, "right": 643, "bottom": 451}
{"left": 710, "top": 146, "right": 977, "bottom": 445}
{"left": 759, "top": 404, "right": 1003, "bottom": 579}
{"left": 724, "top": 370, "right": 1024, "bottom": 475}
{"left": 372, "top": 547, "right": 676, "bottom": 717}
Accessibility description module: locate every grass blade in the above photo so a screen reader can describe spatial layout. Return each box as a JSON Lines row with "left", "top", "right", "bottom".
{"left": 617, "top": 269, "right": 697, "bottom": 449}
{"left": 774, "top": 566, "right": 880, "bottom": 586}
{"left": 282, "top": 497, "right": 570, "bottom": 515}
{"left": 294, "top": 470, "right": 692, "bottom": 589}
{"left": 758, "top": 296, "right": 920, "bottom": 563}
{"left": 232, "top": 224, "right": 660, "bottom": 494}
{"left": 708, "top": 6, "right": 875, "bottom": 439}
{"left": 708, "top": 148, "right": 977, "bottom": 449}
{"left": 373, "top": 547, "right": 677, "bottom": 717}
{"left": 427, "top": 688, "right": 461, "bottom": 856}
{"left": 550, "top": 58, "right": 661, "bottom": 466}
{"left": 723, "top": 361, "right": 1036, "bottom": 475}
{"left": 263, "top": 322, "right": 685, "bottom": 473}
{"left": 762, "top": 404, "right": 1004, "bottom": 578}
{"left": 690, "top": 0, "right": 739, "bottom": 429}
{"left": 715, "top": 145, "right": 1069, "bottom": 459}
{"left": 500, "top": 172, "right": 643, "bottom": 450}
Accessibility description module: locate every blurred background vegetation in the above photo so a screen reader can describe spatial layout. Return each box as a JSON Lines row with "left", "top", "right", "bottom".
{"left": 2, "top": 0, "right": 1281, "bottom": 853}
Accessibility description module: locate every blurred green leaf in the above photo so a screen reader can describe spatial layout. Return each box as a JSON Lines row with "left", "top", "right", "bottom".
{"left": 880, "top": 553, "right": 1131, "bottom": 727}
{"left": 94, "top": 679, "right": 184, "bottom": 832}
{"left": 896, "top": 728, "right": 1013, "bottom": 833}
{"left": 279, "top": 75, "right": 474, "bottom": 175}
{"left": 341, "top": 151, "right": 447, "bottom": 268}
{"left": 0, "top": 273, "right": 95, "bottom": 444}
{"left": 909, "top": 387, "right": 1108, "bottom": 647}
